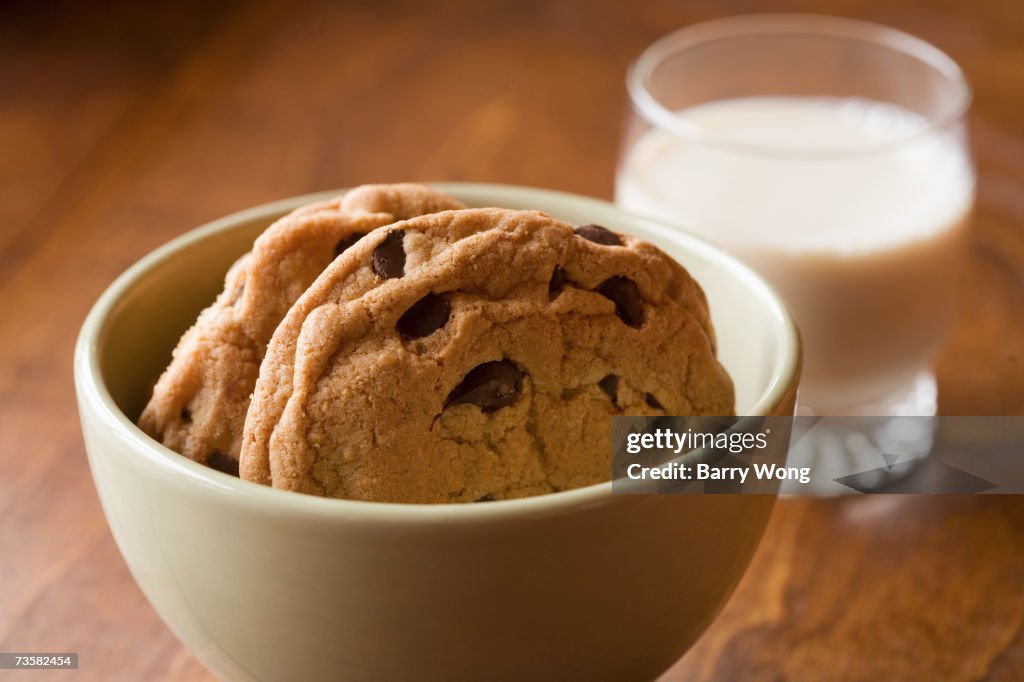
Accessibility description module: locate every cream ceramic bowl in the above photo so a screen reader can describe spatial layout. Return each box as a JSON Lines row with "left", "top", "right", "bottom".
{"left": 75, "top": 184, "right": 800, "bottom": 682}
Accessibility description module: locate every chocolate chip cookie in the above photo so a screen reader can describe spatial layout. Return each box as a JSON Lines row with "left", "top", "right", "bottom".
{"left": 239, "top": 208, "right": 733, "bottom": 502}
{"left": 138, "top": 184, "right": 465, "bottom": 472}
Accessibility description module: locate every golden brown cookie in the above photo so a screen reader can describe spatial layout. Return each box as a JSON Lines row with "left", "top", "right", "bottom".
{"left": 239, "top": 208, "right": 733, "bottom": 502}
{"left": 138, "top": 184, "right": 465, "bottom": 472}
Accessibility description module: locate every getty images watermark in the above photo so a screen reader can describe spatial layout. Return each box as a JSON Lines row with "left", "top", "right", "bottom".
{"left": 612, "top": 416, "right": 1024, "bottom": 495}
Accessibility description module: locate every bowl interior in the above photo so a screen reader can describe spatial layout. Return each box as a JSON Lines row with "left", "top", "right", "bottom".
{"left": 95, "top": 185, "right": 796, "bottom": 427}
{"left": 98, "top": 216, "right": 262, "bottom": 421}
{"left": 85, "top": 184, "right": 798, "bottom": 522}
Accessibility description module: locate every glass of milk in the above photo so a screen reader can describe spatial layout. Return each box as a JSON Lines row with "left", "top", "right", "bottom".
{"left": 617, "top": 14, "right": 973, "bottom": 422}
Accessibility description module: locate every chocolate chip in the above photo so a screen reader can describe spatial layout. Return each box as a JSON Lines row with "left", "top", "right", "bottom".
{"left": 207, "top": 450, "right": 239, "bottom": 477}
{"left": 597, "top": 276, "right": 644, "bottom": 328}
{"left": 574, "top": 224, "right": 622, "bottom": 246}
{"left": 334, "top": 231, "right": 368, "bottom": 257}
{"left": 549, "top": 265, "right": 568, "bottom": 299}
{"left": 372, "top": 229, "right": 405, "bottom": 279}
{"left": 180, "top": 407, "right": 192, "bottom": 422}
{"left": 598, "top": 374, "right": 619, "bottom": 403}
{"left": 397, "top": 293, "right": 450, "bottom": 338}
{"left": 445, "top": 360, "right": 523, "bottom": 413}
{"left": 645, "top": 393, "right": 664, "bottom": 410}
{"left": 476, "top": 493, "right": 495, "bottom": 502}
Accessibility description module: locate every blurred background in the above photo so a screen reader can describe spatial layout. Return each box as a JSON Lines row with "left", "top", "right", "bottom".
{"left": 2, "top": 1, "right": 1023, "bottom": 680}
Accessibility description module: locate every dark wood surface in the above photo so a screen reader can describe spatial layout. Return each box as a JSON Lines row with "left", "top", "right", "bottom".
{"left": 2, "top": 1, "right": 1022, "bottom": 679}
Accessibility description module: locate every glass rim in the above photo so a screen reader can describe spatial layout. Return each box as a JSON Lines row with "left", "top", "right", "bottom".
{"left": 626, "top": 13, "right": 973, "bottom": 159}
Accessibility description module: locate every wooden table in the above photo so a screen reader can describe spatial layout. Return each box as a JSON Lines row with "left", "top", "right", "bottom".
{"left": 2, "top": 1, "right": 1022, "bottom": 679}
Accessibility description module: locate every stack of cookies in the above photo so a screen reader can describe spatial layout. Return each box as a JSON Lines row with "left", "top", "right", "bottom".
{"left": 140, "top": 184, "right": 733, "bottom": 503}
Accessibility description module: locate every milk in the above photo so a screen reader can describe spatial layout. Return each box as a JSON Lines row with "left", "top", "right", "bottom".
{"left": 617, "top": 97, "right": 974, "bottom": 411}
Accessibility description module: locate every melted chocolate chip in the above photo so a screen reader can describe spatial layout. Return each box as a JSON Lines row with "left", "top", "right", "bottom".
{"left": 180, "top": 407, "right": 192, "bottom": 422}
{"left": 397, "top": 293, "right": 450, "bottom": 338}
{"left": 372, "top": 229, "right": 405, "bottom": 279}
{"left": 334, "top": 231, "right": 368, "bottom": 257}
{"left": 644, "top": 393, "right": 664, "bottom": 410}
{"left": 445, "top": 360, "right": 523, "bottom": 413}
{"left": 574, "top": 224, "right": 623, "bottom": 246}
{"left": 207, "top": 450, "right": 239, "bottom": 477}
{"left": 549, "top": 265, "right": 568, "bottom": 299}
{"left": 476, "top": 493, "right": 495, "bottom": 502}
{"left": 598, "top": 374, "right": 619, "bottom": 403}
{"left": 597, "top": 276, "right": 644, "bottom": 328}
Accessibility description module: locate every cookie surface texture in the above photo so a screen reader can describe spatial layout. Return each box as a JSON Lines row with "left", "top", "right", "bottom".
{"left": 138, "top": 184, "right": 465, "bottom": 471}
{"left": 240, "top": 208, "right": 734, "bottom": 502}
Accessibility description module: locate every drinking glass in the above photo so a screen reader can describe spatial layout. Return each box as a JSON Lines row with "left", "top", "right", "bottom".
{"left": 617, "top": 14, "right": 973, "bottom": 416}
{"left": 615, "top": 15, "right": 973, "bottom": 489}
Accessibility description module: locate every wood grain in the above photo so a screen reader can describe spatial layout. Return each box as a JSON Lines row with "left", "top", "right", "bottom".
{"left": 0, "top": 0, "right": 1021, "bottom": 680}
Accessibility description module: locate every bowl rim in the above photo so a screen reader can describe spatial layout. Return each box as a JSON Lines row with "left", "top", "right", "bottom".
{"left": 75, "top": 182, "right": 801, "bottom": 523}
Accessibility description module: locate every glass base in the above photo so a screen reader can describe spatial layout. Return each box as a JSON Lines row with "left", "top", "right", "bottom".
{"left": 782, "top": 372, "right": 938, "bottom": 495}
{"left": 797, "top": 371, "right": 937, "bottom": 418}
